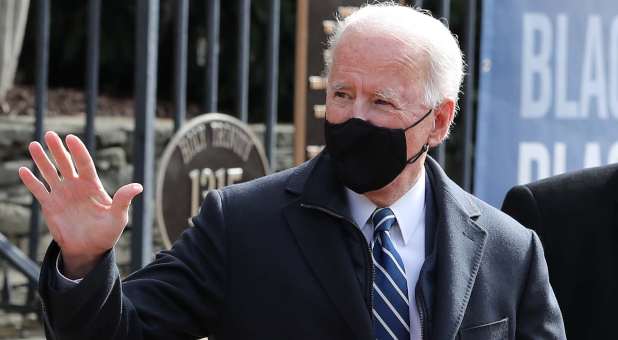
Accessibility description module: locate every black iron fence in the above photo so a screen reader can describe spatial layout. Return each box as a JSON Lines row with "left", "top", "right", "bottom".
{"left": 1, "top": 0, "right": 282, "bottom": 314}
{"left": 0, "top": 0, "right": 480, "bottom": 318}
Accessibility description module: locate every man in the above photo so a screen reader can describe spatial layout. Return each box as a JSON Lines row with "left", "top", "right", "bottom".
{"left": 502, "top": 164, "right": 618, "bottom": 339}
{"left": 19, "top": 4, "right": 565, "bottom": 339}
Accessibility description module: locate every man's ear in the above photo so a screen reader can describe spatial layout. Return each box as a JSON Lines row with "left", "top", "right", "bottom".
{"left": 427, "top": 99, "right": 455, "bottom": 147}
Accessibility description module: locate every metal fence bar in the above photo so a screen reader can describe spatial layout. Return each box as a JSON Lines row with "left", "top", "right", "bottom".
{"left": 0, "top": 233, "right": 39, "bottom": 283}
{"left": 131, "top": 0, "right": 159, "bottom": 271}
{"left": 237, "top": 0, "right": 251, "bottom": 122}
{"left": 204, "top": 0, "right": 220, "bottom": 113}
{"left": 462, "top": 0, "right": 478, "bottom": 192}
{"left": 85, "top": 0, "right": 101, "bottom": 154}
{"left": 440, "top": 0, "right": 451, "bottom": 21}
{"left": 26, "top": 0, "right": 50, "bottom": 305}
{"left": 264, "top": 0, "right": 280, "bottom": 170}
{"left": 173, "top": 0, "right": 188, "bottom": 132}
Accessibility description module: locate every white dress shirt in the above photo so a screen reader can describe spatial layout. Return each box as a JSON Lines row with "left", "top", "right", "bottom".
{"left": 345, "top": 168, "right": 426, "bottom": 340}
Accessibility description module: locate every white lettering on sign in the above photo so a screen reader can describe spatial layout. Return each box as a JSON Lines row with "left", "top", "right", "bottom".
{"left": 178, "top": 125, "right": 208, "bottom": 165}
{"left": 583, "top": 142, "right": 602, "bottom": 168}
{"left": 521, "top": 13, "right": 552, "bottom": 118}
{"left": 518, "top": 141, "right": 618, "bottom": 183}
{"left": 609, "top": 143, "right": 618, "bottom": 163}
{"left": 555, "top": 14, "right": 578, "bottom": 119}
{"left": 189, "top": 167, "right": 243, "bottom": 216}
{"left": 518, "top": 142, "right": 551, "bottom": 184}
{"left": 520, "top": 13, "right": 618, "bottom": 120}
{"left": 580, "top": 16, "right": 608, "bottom": 119}
{"left": 210, "top": 122, "right": 253, "bottom": 162}
{"left": 610, "top": 17, "right": 618, "bottom": 118}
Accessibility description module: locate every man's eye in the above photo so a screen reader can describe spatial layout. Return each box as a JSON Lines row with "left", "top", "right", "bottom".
{"left": 334, "top": 91, "right": 348, "bottom": 99}
{"left": 375, "top": 99, "right": 391, "bottom": 106}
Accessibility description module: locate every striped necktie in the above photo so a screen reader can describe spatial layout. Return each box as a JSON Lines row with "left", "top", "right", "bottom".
{"left": 371, "top": 207, "right": 410, "bottom": 340}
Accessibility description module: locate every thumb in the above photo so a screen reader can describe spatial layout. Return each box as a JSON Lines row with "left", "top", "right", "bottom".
{"left": 111, "top": 183, "right": 143, "bottom": 218}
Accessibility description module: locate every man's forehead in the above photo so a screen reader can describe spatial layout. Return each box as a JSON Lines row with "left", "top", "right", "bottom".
{"left": 331, "top": 34, "right": 424, "bottom": 80}
{"left": 336, "top": 37, "right": 414, "bottom": 64}
{"left": 337, "top": 21, "right": 423, "bottom": 56}
{"left": 329, "top": 64, "right": 417, "bottom": 90}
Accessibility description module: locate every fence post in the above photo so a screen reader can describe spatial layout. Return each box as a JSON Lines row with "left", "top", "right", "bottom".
{"left": 27, "top": 0, "right": 50, "bottom": 304}
{"left": 237, "top": 0, "right": 251, "bottom": 122}
{"left": 131, "top": 0, "right": 159, "bottom": 271}
{"left": 264, "top": 0, "right": 280, "bottom": 170}
{"left": 173, "top": 0, "right": 188, "bottom": 132}
{"left": 85, "top": 0, "right": 101, "bottom": 155}
{"left": 204, "top": 0, "right": 220, "bottom": 113}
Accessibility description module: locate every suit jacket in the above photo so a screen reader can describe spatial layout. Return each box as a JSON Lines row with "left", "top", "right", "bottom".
{"left": 502, "top": 164, "right": 618, "bottom": 340}
{"left": 39, "top": 153, "right": 565, "bottom": 339}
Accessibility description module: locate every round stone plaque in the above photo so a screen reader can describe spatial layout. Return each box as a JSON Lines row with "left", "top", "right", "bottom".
{"left": 156, "top": 113, "right": 269, "bottom": 248}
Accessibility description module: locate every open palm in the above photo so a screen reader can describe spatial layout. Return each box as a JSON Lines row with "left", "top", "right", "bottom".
{"left": 18, "top": 131, "right": 142, "bottom": 277}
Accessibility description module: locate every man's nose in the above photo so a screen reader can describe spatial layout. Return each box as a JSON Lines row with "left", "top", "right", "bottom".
{"left": 351, "top": 99, "right": 370, "bottom": 120}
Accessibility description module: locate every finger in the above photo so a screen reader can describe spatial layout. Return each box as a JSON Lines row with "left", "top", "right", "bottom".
{"left": 18, "top": 167, "right": 50, "bottom": 204}
{"left": 45, "top": 131, "right": 77, "bottom": 179}
{"left": 65, "top": 134, "right": 98, "bottom": 182}
{"left": 28, "top": 141, "right": 61, "bottom": 188}
{"left": 111, "top": 183, "right": 143, "bottom": 218}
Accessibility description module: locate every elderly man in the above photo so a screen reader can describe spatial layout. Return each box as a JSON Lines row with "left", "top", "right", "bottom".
{"left": 20, "top": 4, "right": 565, "bottom": 340}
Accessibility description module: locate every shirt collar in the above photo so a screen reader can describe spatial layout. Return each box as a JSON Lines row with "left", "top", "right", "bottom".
{"left": 345, "top": 168, "right": 426, "bottom": 245}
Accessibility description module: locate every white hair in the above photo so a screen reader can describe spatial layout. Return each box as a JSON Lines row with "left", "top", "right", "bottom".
{"left": 325, "top": 2, "right": 465, "bottom": 111}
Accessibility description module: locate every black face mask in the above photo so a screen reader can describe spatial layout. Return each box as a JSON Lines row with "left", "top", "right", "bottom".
{"left": 324, "top": 109, "right": 432, "bottom": 194}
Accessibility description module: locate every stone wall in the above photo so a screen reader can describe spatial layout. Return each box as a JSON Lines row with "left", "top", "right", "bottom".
{"left": 0, "top": 115, "right": 295, "bottom": 275}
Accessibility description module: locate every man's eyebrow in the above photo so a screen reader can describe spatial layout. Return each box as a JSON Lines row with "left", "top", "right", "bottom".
{"left": 330, "top": 83, "right": 350, "bottom": 91}
{"left": 374, "top": 88, "right": 402, "bottom": 104}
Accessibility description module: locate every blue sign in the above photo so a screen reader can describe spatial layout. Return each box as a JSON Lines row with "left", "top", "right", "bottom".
{"left": 475, "top": 0, "right": 618, "bottom": 207}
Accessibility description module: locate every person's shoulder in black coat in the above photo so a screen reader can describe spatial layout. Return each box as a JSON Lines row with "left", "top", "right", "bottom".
{"left": 501, "top": 163, "right": 618, "bottom": 340}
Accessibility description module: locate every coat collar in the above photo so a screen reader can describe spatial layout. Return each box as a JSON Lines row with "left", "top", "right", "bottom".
{"left": 286, "top": 151, "right": 352, "bottom": 221}
{"left": 285, "top": 152, "right": 483, "bottom": 223}
{"left": 285, "top": 152, "right": 489, "bottom": 340}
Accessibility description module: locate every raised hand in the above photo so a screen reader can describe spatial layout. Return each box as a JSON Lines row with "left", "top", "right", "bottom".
{"left": 18, "top": 131, "right": 143, "bottom": 278}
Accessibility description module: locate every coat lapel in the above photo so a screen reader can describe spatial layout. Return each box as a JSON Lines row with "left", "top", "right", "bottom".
{"left": 282, "top": 153, "right": 372, "bottom": 340}
{"left": 426, "top": 158, "right": 488, "bottom": 340}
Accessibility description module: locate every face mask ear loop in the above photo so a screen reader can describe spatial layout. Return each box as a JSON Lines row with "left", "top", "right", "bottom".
{"left": 402, "top": 109, "right": 432, "bottom": 165}
{"left": 404, "top": 109, "right": 433, "bottom": 131}
{"left": 407, "top": 143, "right": 430, "bottom": 164}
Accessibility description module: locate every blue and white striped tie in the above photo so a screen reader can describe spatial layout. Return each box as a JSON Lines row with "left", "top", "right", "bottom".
{"left": 372, "top": 208, "right": 410, "bottom": 340}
